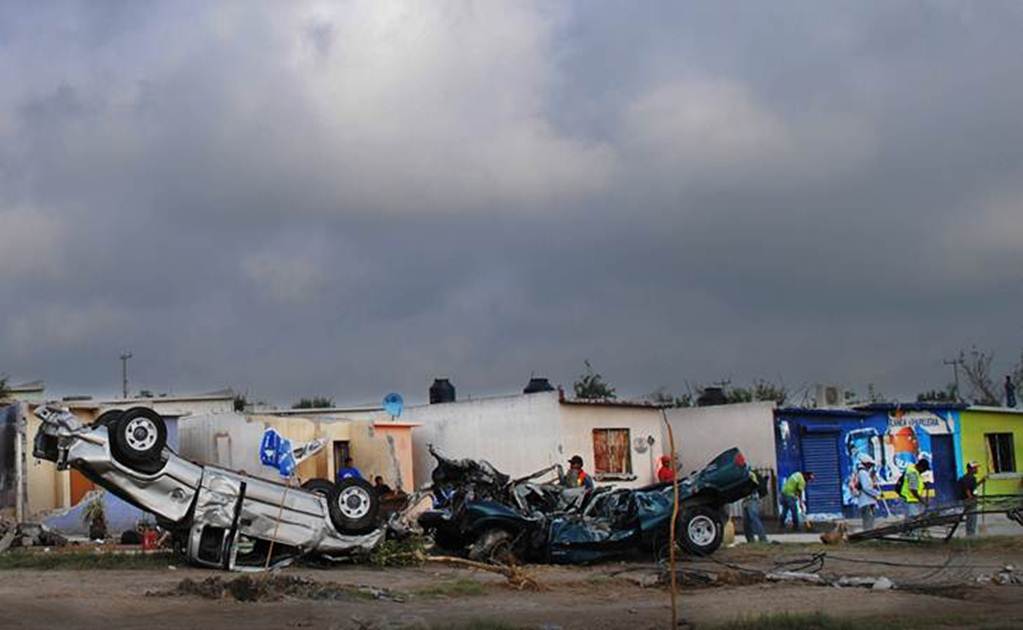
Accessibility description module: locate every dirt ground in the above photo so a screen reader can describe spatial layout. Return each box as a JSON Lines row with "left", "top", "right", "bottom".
{"left": 2, "top": 540, "right": 1022, "bottom": 629}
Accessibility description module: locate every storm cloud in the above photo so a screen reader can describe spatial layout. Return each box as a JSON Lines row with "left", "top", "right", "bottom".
{"left": 2, "top": 1, "right": 1022, "bottom": 405}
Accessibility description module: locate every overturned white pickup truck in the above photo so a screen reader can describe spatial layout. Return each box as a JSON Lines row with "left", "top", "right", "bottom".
{"left": 33, "top": 404, "right": 384, "bottom": 570}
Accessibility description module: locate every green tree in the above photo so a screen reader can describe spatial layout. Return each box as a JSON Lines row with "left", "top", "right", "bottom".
{"left": 573, "top": 360, "right": 616, "bottom": 400}
{"left": 0, "top": 375, "right": 9, "bottom": 401}
{"left": 292, "top": 396, "right": 334, "bottom": 409}
{"left": 233, "top": 394, "right": 248, "bottom": 412}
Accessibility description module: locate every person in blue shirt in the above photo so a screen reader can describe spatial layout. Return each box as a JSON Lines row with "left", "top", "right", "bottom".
{"left": 337, "top": 457, "right": 362, "bottom": 481}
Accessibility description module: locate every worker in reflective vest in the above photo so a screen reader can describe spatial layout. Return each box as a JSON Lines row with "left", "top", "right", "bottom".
{"left": 900, "top": 457, "right": 930, "bottom": 520}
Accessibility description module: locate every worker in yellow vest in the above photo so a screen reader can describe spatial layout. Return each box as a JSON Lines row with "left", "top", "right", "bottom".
{"left": 900, "top": 457, "right": 930, "bottom": 520}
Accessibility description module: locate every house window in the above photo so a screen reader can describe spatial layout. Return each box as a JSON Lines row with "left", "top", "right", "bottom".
{"left": 592, "top": 428, "right": 631, "bottom": 478}
{"left": 986, "top": 433, "right": 1016, "bottom": 474}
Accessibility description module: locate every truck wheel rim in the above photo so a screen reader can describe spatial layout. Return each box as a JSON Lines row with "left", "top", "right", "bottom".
{"left": 688, "top": 515, "right": 716, "bottom": 547}
{"left": 125, "top": 418, "right": 158, "bottom": 451}
{"left": 338, "top": 486, "right": 371, "bottom": 519}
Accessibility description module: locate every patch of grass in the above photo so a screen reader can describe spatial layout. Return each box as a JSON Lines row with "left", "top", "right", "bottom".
{"left": 0, "top": 550, "right": 175, "bottom": 570}
{"left": 367, "top": 535, "right": 428, "bottom": 567}
{"left": 415, "top": 577, "right": 487, "bottom": 598}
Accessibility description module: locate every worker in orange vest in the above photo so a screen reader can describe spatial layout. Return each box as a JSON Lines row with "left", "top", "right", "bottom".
{"left": 563, "top": 455, "right": 595, "bottom": 490}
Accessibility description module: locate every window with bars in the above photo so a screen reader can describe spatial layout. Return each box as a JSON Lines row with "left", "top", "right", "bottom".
{"left": 592, "top": 428, "right": 632, "bottom": 478}
{"left": 986, "top": 433, "right": 1016, "bottom": 474}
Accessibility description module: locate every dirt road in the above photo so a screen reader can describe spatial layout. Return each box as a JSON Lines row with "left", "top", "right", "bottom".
{"left": 1, "top": 541, "right": 1021, "bottom": 629}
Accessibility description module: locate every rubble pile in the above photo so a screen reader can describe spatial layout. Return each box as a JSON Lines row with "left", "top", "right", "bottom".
{"left": 154, "top": 575, "right": 408, "bottom": 603}
{"left": 0, "top": 518, "right": 68, "bottom": 552}
{"left": 976, "top": 565, "right": 1022, "bottom": 585}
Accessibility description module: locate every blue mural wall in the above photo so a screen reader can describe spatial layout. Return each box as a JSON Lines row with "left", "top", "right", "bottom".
{"left": 774, "top": 404, "right": 963, "bottom": 519}
{"left": 45, "top": 417, "right": 179, "bottom": 536}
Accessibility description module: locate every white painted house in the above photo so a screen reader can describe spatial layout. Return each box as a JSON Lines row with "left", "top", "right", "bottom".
{"left": 384, "top": 390, "right": 668, "bottom": 489}
{"left": 663, "top": 401, "right": 777, "bottom": 475}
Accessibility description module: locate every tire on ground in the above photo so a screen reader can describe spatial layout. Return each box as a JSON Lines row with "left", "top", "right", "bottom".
{"left": 110, "top": 407, "right": 167, "bottom": 468}
{"left": 327, "top": 477, "right": 379, "bottom": 535}
{"left": 678, "top": 506, "right": 724, "bottom": 556}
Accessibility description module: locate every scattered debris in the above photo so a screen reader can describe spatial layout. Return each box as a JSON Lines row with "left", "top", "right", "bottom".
{"left": 765, "top": 571, "right": 824, "bottom": 584}
{"left": 0, "top": 519, "right": 68, "bottom": 552}
{"left": 835, "top": 575, "right": 895, "bottom": 590}
{"left": 819, "top": 522, "right": 848, "bottom": 545}
{"left": 976, "top": 566, "right": 1023, "bottom": 585}
{"left": 151, "top": 575, "right": 408, "bottom": 603}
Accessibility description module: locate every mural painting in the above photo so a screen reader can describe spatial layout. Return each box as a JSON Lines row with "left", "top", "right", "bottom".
{"left": 775, "top": 406, "right": 962, "bottom": 518}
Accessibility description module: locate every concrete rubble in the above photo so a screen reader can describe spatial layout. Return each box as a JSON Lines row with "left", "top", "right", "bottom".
{"left": 0, "top": 518, "right": 68, "bottom": 552}
{"left": 976, "top": 566, "right": 1022, "bottom": 585}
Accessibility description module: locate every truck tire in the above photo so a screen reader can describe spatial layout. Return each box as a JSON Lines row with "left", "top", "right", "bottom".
{"left": 327, "top": 477, "right": 379, "bottom": 535}
{"left": 302, "top": 478, "right": 336, "bottom": 497}
{"left": 110, "top": 407, "right": 167, "bottom": 468}
{"left": 679, "top": 506, "right": 724, "bottom": 556}
{"left": 93, "top": 409, "right": 123, "bottom": 429}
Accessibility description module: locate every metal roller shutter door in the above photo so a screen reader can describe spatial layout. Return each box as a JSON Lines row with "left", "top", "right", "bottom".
{"left": 801, "top": 433, "right": 843, "bottom": 515}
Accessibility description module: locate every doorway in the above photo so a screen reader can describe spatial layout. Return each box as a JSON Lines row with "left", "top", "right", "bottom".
{"left": 332, "top": 440, "right": 351, "bottom": 481}
{"left": 930, "top": 434, "right": 957, "bottom": 505}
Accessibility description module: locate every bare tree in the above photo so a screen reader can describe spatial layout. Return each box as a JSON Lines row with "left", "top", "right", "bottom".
{"left": 958, "top": 347, "right": 1000, "bottom": 405}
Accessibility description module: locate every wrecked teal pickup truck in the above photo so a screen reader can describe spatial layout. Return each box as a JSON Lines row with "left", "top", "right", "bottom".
{"left": 419, "top": 447, "right": 757, "bottom": 564}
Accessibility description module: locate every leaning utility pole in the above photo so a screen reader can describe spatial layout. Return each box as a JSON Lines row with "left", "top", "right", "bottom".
{"left": 120, "top": 351, "right": 133, "bottom": 399}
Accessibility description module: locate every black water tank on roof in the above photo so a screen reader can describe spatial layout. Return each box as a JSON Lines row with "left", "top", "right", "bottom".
{"left": 697, "top": 387, "right": 727, "bottom": 407}
{"left": 429, "top": 378, "right": 456, "bottom": 404}
{"left": 523, "top": 377, "right": 555, "bottom": 394}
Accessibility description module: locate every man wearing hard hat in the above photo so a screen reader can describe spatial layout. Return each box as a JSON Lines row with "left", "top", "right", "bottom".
{"left": 853, "top": 453, "right": 881, "bottom": 531}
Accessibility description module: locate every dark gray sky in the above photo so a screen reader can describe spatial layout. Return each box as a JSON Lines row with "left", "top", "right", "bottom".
{"left": 2, "top": 1, "right": 1021, "bottom": 405}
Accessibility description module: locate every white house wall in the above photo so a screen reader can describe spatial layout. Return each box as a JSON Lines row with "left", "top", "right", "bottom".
{"left": 400, "top": 392, "right": 564, "bottom": 489}
{"left": 663, "top": 402, "right": 777, "bottom": 475}
{"left": 558, "top": 404, "right": 664, "bottom": 488}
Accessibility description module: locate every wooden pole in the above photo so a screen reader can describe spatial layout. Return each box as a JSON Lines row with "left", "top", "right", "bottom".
{"left": 264, "top": 475, "right": 293, "bottom": 570}
{"left": 662, "top": 410, "right": 679, "bottom": 629}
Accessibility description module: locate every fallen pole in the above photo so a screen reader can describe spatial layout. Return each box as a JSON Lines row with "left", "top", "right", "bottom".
{"left": 426, "top": 555, "right": 544, "bottom": 591}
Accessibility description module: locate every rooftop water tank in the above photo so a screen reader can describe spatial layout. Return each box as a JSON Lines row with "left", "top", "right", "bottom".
{"left": 429, "top": 378, "right": 456, "bottom": 404}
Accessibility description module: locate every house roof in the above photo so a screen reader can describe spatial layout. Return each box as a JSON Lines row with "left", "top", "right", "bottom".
{"left": 559, "top": 397, "right": 668, "bottom": 409}
{"left": 775, "top": 407, "right": 870, "bottom": 418}
{"left": 854, "top": 402, "right": 969, "bottom": 413}
{"left": 9, "top": 380, "right": 44, "bottom": 392}
{"left": 264, "top": 405, "right": 384, "bottom": 416}
{"left": 961, "top": 405, "right": 1023, "bottom": 416}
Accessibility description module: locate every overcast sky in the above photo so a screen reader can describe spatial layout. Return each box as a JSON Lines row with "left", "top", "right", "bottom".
{"left": 2, "top": 1, "right": 1022, "bottom": 406}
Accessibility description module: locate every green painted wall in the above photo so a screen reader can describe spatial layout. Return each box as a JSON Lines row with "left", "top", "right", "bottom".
{"left": 959, "top": 408, "right": 1023, "bottom": 496}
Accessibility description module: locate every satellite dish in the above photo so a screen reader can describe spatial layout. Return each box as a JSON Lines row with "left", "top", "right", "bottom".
{"left": 633, "top": 437, "right": 649, "bottom": 453}
{"left": 383, "top": 392, "right": 404, "bottom": 418}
